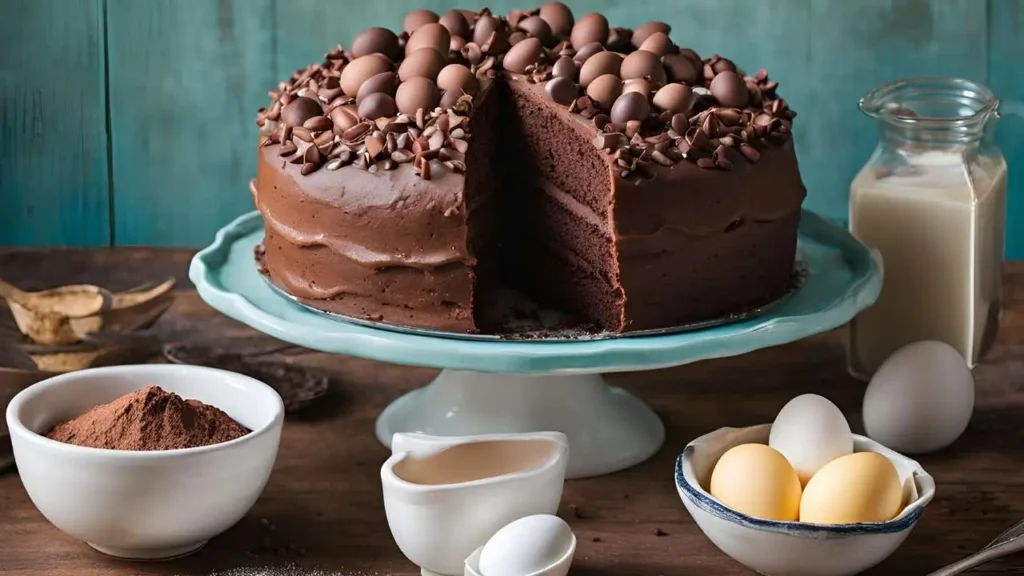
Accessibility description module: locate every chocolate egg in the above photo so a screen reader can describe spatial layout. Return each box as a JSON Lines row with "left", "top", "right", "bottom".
{"left": 406, "top": 22, "right": 451, "bottom": 56}
{"left": 545, "top": 77, "right": 577, "bottom": 105}
{"left": 579, "top": 50, "right": 621, "bottom": 88}
{"left": 539, "top": 2, "right": 574, "bottom": 37}
{"left": 621, "top": 49, "right": 667, "bottom": 85}
{"left": 437, "top": 64, "right": 478, "bottom": 94}
{"left": 450, "top": 35, "right": 467, "bottom": 53}
{"left": 653, "top": 83, "right": 693, "bottom": 114}
{"left": 663, "top": 53, "right": 701, "bottom": 85}
{"left": 710, "top": 70, "right": 749, "bottom": 108}
{"left": 398, "top": 47, "right": 447, "bottom": 82}
{"left": 356, "top": 71, "right": 399, "bottom": 105}
{"left": 610, "top": 91, "right": 650, "bottom": 124}
{"left": 504, "top": 37, "right": 543, "bottom": 73}
{"left": 395, "top": 77, "right": 441, "bottom": 115}
{"left": 638, "top": 32, "right": 673, "bottom": 57}
{"left": 622, "top": 78, "right": 653, "bottom": 96}
{"left": 552, "top": 56, "right": 577, "bottom": 80}
{"left": 439, "top": 10, "right": 471, "bottom": 39}
{"left": 712, "top": 57, "right": 737, "bottom": 74}
{"left": 631, "top": 21, "right": 671, "bottom": 48}
{"left": 281, "top": 96, "right": 323, "bottom": 127}
{"left": 570, "top": 13, "right": 609, "bottom": 49}
{"left": 573, "top": 41, "right": 605, "bottom": 63}
{"left": 607, "top": 27, "right": 633, "bottom": 52}
{"left": 518, "top": 16, "right": 554, "bottom": 47}
{"left": 670, "top": 112, "right": 688, "bottom": 135}
{"left": 351, "top": 27, "right": 401, "bottom": 61}
{"left": 586, "top": 74, "right": 623, "bottom": 111}
{"left": 473, "top": 15, "right": 502, "bottom": 47}
{"left": 440, "top": 88, "right": 466, "bottom": 109}
{"left": 404, "top": 9, "right": 439, "bottom": 34}
{"left": 357, "top": 92, "right": 397, "bottom": 120}
{"left": 341, "top": 54, "right": 392, "bottom": 96}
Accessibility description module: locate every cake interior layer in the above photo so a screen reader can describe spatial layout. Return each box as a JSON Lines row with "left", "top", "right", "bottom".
{"left": 474, "top": 81, "right": 626, "bottom": 332}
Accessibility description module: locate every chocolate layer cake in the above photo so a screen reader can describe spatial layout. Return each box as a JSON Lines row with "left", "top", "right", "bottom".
{"left": 252, "top": 5, "right": 807, "bottom": 334}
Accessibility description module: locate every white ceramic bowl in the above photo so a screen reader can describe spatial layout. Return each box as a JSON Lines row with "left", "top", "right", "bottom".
{"left": 6, "top": 364, "right": 284, "bottom": 560}
{"left": 676, "top": 424, "right": 935, "bottom": 576}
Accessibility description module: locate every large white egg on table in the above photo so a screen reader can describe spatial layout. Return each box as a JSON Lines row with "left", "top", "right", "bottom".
{"left": 478, "top": 514, "right": 574, "bottom": 576}
{"left": 769, "top": 393, "right": 854, "bottom": 485}
{"left": 863, "top": 340, "right": 974, "bottom": 454}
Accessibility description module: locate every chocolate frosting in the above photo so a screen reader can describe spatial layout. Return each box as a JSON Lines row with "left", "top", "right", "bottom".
{"left": 252, "top": 5, "right": 806, "bottom": 333}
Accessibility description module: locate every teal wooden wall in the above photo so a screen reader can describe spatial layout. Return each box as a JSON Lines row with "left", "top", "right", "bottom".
{"left": 2, "top": 0, "right": 1023, "bottom": 256}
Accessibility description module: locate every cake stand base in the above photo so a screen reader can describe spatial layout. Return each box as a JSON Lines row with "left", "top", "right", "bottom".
{"left": 375, "top": 369, "right": 665, "bottom": 479}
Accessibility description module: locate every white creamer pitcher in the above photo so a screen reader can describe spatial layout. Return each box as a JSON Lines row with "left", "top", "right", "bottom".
{"left": 381, "top": 431, "right": 569, "bottom": 576}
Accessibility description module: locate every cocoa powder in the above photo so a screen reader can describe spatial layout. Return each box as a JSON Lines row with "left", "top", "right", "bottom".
{"left": 46, "top": 386, "right": 249, "bottom": 450}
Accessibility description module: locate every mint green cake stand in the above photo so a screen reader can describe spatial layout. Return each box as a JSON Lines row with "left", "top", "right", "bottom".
{"left": 190, "top": 210, "right": 881, "bottom": 478}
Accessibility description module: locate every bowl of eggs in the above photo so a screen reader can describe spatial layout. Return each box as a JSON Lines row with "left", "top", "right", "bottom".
{"left": 675, "top": 394, "right": 935, "bottom": 576}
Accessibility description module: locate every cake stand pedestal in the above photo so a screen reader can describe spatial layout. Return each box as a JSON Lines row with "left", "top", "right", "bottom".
{"left": 190, "top": 210, "right": 881, "bottom": 478}
{"left": 376, "top": 370, "right": 665, "bottom": 478}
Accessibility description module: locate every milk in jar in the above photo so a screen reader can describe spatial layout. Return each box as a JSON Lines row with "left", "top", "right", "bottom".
{"left": 848, "top": 78, "right": 1006, "bottom": 378}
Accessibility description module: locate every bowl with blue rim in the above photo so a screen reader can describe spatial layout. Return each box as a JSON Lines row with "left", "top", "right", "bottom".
{"left": 675, "top": 423, "right": 935, "bottom": 576}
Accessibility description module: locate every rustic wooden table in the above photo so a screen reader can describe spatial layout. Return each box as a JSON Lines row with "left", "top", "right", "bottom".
{"left": 1, "top": 248, "right": 1022, "bottom": 575}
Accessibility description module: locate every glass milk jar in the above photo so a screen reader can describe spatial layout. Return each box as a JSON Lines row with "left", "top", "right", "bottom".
{"left": 848, "top": 78, "right": 1007, "bottom": 378}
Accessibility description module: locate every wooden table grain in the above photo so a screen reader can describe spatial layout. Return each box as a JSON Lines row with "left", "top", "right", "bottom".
{"left": 1, "top": 248, "right": 1022, "bottom": 575}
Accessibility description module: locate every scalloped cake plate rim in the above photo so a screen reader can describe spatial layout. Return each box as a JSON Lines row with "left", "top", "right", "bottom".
{"left": 189, "top": 209, "right": 881, "bottom": 374}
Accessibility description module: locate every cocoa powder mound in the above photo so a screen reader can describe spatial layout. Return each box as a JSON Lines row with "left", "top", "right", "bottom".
{"left": 46, "top": 386, "right": 249, "bottom": 451}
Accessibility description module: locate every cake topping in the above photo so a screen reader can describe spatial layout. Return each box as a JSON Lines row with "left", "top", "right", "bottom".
{"left": 439, "top": 10, "right": 471, "bottom": 39}
{"left": 406, "top": 22, "right": 451, "bottom": 56}
{"left": 396, "top": 77, "right": 440, "bottom": 115}
{"left": 709, "top": 70, "right": 749, "bottom": 108}
{"left": 281, "top": 96, "right": 323, "bottom": 127}
{"left": 620, "top": 50, "right": 666, "bottom": 84}
{"left": 473, "top": 14, "right": 504, "bottom": 48}
{"left": 653, "top": 83, "right": 693, "bottom": 114}
{"left": 403, "top": 9, "right": 439, "bottom": 34}
{"left": 518, "top": 16, "right": 554, "bottom": 46}
{"left": 638, "top": 32, "right": 673, "bottom": 57}
{"left": 341, "top": 54, "right": 391, "bottom": 96}
{"left": 329, "top": 105, "right": 359, "bottom": 132}
{"left": 504, "top": 37, "right": 544, "bottom": 73}
{"left": 586, "top": 74, "right": 621, "bottom": 111}
{"left": 351, "top": 27, "right": 401, "bottom": 60}
{"left": 551, "top": 56, "right": 576, "bottom": 80}
{"left": 256, "top": 4, "right": 797, "bottom": 179}
{"left": 545, "top": 77, "right": 577, "bottom": 105}
{"left": 579, "top": 51, "right": 620, "bottom": 88}
{"left": 437, "top": 63, "right": 478, "bottom": 93}
{"left": 398, "top": 47, "right": 446, "bottom": 81}
{"left": 356, "top": 71, "right": 399, "bottom": 104}
{"left": 663, "top": 52, "right": 702, "bottom": 85}
{"left": 539, "top": 2, "right": 574, "bottom": 37}
{"left": 610, "top": 91, "right": 649, "bottom": 124}
{"left": 631, "top": 22, "right": 671, "bottom": 48}
{"left": 573, "top": 42, "right": 605, "bottom": 63}
{"left": 358, "top": 92, "right": 397, "bottom": 120}
{"left": 570, "top": 13, "right": 610, "bottom": 49}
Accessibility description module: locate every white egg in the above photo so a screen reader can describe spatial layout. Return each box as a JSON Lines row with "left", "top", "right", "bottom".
{"left": 769, "top": 393, "right": 853, "bottom": 485}
{"left": 863, "top": 340, "right": 974, "bottom": 454}
{"left": 478, "top": 514, "right": 574, "bottom": 576}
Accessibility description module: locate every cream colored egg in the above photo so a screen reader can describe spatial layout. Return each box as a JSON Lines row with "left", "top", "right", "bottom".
{"left": 769, "top": 394, "right": 854, "bottom": 485}
{"left": 710, "top": 443, "right": 802, "bottom": 521}
{"left": 863, "top": 340, "right": 974, "bottom": 454}
{"left": 800, "top": 452, "right": 902, "bottom": 524}
{"left": 478, "top": 514, "right": 574, "bottom": 576}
